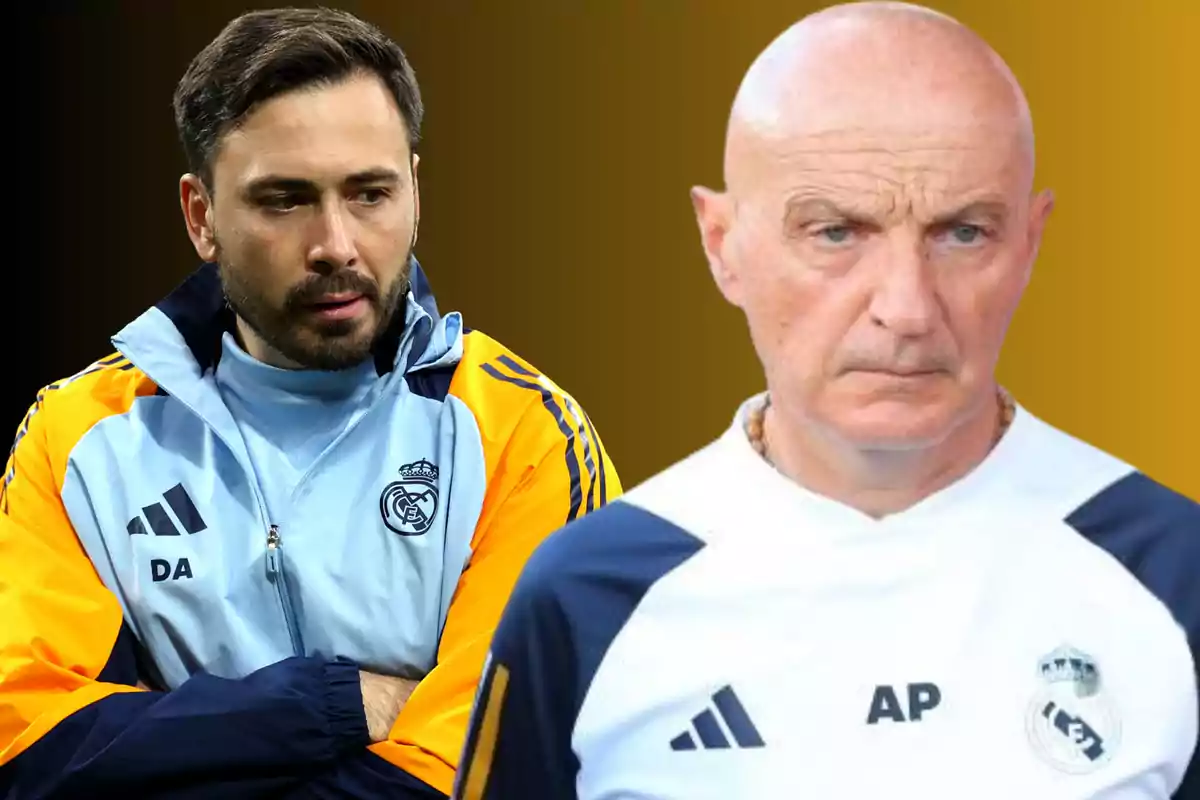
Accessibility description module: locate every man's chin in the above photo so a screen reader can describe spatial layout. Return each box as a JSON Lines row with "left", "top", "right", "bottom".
{"left": 818, "top": 394, "right": 964, "bottom": 452}
{"left": 279, "top": 328, "right": 379, "bottom": 371}
{"left": 837, "top": 424, "right": 954, "bottom": 452}
{"left": 264, "top": 298, "right": 401, "bottom": 370}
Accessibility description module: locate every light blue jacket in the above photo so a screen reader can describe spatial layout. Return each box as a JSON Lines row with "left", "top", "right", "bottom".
{"left": 2, "top": 259, "right": 620, "bottom": 797}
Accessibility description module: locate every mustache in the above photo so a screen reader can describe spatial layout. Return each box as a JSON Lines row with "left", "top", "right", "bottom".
{"left": 285, "top": 271, "right": 381, "bottom": 310}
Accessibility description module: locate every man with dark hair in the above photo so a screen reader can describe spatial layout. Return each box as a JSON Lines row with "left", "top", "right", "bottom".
{"left": 0, "top": 7, "right": 620, "bottom": 799}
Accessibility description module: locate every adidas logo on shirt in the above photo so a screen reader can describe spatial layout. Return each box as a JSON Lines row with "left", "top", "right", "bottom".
{"left": 126, "top": 484, "right": 208, "bottom": 537}
{"left": 669, "top": 685, "right": 765, "bottom": 751}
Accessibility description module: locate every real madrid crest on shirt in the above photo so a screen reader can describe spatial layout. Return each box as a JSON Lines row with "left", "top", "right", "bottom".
{"left": 1026, "top": 645, "right": 1121, "bottom": 774}
{"left": 380, "top": 459, "right": 440, "bottom": 536}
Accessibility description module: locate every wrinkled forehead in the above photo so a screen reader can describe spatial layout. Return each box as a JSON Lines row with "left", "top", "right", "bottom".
{"left": 733, "top": 118, "right": 1031, "bottom": 223}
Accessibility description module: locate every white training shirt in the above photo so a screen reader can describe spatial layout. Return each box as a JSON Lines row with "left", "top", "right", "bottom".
{"left": 455, "top": 395, "right": 1199, "bottom": 800}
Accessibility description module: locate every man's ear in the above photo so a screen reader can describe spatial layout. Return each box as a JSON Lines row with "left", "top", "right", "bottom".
{"left": 1022, "top": 188, "right": 1054, "bottom": 283}
{"left": 690, "top": 186, "right": 743, "bottom": 307}
{"left": 410, "top": 153, "right": 421, "bottom": 247}
{"left": 180, "top": 174, "right": 217, "bottom": 262}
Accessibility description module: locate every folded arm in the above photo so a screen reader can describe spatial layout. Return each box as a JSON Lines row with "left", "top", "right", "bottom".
{"left": 287, "top": 350, "right": 622, "bottom": 798}
{"left": 0, "top": 385, "right": 371, "bottom": 799}
{"left": 0, "top": 510, "right": 374, "bottom": 799}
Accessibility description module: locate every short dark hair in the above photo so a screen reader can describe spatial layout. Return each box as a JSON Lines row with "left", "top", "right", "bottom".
{"left": 173, "top": 6, "right": 423, "bottom": 189}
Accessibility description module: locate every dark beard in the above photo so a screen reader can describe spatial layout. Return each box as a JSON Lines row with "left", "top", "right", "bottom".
{"left": 220, "top": 255, "right": 412, "bottom": 371}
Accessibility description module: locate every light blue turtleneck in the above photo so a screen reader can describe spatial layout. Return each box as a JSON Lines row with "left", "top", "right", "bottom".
{"left": 214, "top": 331, "right": 381, "bottom": 522}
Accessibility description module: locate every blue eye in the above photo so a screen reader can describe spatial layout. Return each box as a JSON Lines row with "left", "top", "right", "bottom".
{"left": 949, "top": 224, "right": 984, "bottom": 244}
{"left": 817, "top": 225, "right": 854, "bottom": 244}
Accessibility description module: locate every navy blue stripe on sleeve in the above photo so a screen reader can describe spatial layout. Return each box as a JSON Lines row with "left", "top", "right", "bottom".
{"left": 581, "top": 411, "right": 608, "bottom": 507}
{"left": 492, "top": 350, "right": 608, "bottom": 512}
{"left": 561, "top": 395, "right": 598, "bottom": 514}
{"left": 6, "top": 655, "right": 369, "bottom": 800}
{"left": 453, "top": 500, "right": 705, "bottom": 799}
{"left": 480, "top": 361, "right": 584, "bottom": 523}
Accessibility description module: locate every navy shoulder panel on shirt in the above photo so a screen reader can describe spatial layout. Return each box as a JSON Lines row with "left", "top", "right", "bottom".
{"left": 454, "top": 499, "right": 705, "bottom": 799}
{"left": 1065, "top": 471, "right": 1200, "bottom": 651}
{"left": 537, "top": 500, "right": 706, "bottom": 708}
{"left": 1069, "top": 475, "right": 1200, "bottom": 800}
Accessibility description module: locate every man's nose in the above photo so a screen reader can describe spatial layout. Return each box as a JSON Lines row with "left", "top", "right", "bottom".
{"left": 308, "top": 201, "right": 359, "bottom": 273}
{"left": 866, "top": 236, "right": 940, "bottom": 338}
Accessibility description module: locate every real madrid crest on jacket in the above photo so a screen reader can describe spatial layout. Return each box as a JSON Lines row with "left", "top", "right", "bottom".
{"left": 382, "top": 459, "right": 442, "bottom": 536}
{"left": 0, "top": 260, "right": 621, "bottom": 798}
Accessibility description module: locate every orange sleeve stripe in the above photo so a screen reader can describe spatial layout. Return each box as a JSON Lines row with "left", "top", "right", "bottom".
{"left": 369, "top": 331, "right": 621, "bottom": 793}
{"left": 0, "top": 357, "right": 158, "bottom": 763}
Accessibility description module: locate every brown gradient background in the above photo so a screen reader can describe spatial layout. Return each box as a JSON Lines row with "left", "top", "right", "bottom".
{"left": 18, "top": 1, "right": 1197, "bottom": 499}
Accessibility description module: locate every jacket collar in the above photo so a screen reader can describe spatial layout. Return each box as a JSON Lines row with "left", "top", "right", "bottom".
{"left": 143, "top": 258, "right": 443, "bottom": 377}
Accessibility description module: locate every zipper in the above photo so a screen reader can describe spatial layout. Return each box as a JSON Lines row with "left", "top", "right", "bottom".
{"left": 268, "top": 389, "right": 402, "bottom": 655}
{"left": 112, "top": 347, "right": 308, "bottom": 658}
{"left": 265, "top": 524, "right": 304, "bottom": 654}
{"left": 115, "top": 324, "right": 433, "bottom": 659}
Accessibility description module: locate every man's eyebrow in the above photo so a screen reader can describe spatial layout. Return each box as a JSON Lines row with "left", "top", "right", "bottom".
{"left": 342, "top": 168, "right": 404, "bottom": 186}
{"left": 243, "top": 176, "right": 316, "bottom": 195}
{"left": 783, "top": 195, "right": 875, "bottom": 224}
{"left": 782, "top": 195, "right": 1011, "bottom": 227}
{"left": 242, "top": 168, "right": 404, "bottom": 196}
{"left": 931, "top": 200, "right": 1009, "bottom": 226}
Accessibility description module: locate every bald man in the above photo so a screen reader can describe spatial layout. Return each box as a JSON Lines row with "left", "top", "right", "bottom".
{"left": 452, "top": 4, "right": 1199, "bottom": 799}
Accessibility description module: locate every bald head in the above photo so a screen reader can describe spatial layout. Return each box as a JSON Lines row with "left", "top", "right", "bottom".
{"left": 691, "top": 1, "right": 1054, "bottom": 469}
{"left": 725, "top": 2, "right": 1034, "bottom": 194}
